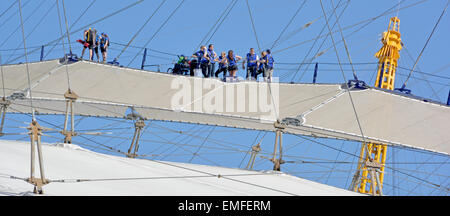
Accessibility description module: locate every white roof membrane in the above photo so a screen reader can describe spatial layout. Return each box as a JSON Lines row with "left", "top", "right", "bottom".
{"left": 0, "top": 140, "right": 362, "bottom": 196}
{"left": 2, "top": 59, "right": 449, "bottom": 155}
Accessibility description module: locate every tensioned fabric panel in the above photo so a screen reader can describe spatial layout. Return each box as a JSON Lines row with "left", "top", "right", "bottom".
{"left": 2, "top": 59, "right": 449, "bottom": 155}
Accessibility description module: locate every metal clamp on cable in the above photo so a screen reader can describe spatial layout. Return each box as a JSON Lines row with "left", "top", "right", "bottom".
{"left": 346, "top": 79, "right": 368, "bottom": 90}
{"left": 59, "top": 52, "right": 79, "bottom": 64}
{"left": 365, "top": 160, "right": 382, "bottom": 169}
{"left": 108, "top": 58, "right": 120, "bottom": 66}
{"left": 281, "top": 117, "right": 302, "bottom": 127}
{"left": 8, "top": 92, "right": 25, "bottom": 100}
{"left": 394, "top": 84, "right": 412, "bottom": 94}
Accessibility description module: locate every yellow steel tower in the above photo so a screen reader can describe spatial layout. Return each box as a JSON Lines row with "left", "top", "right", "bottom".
{"left": 351, "top": 17, "right": 402, "bottom": 195}
{"left": 374, "top": 17, "right": 402, "bottom": 90}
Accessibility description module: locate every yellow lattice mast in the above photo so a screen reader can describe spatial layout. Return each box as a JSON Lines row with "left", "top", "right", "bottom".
{"left": 374, "top": 17, "right": 402, "bottom": 90}
{"left": 351, "top": 17, "right": 402, "bottom": 195}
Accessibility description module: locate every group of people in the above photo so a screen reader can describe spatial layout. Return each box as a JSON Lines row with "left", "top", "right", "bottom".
{"left": 77, "top": 28, "right": 109, "bottom": 63}
{"left": 76, "top": 32, "right": 274, "bottom": 80}
{"left": 189, "top": 44, "right": 275, "bottom": 82}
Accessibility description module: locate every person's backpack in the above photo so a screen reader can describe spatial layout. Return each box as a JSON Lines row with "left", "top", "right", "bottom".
{"left": 91, "top": 29, "right": 97, "bottom": 43}
{"left": 101, "top": 34, "right": 110, "bottom": 47}
{"left": 86, "top": 29, "right": 91, "bottom": 43}
{"left": 87, "top": 29, "right": 96, "bottom": 43}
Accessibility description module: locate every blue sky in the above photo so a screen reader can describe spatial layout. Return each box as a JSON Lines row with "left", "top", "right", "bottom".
{"left": 1, "top": 0, "right": 449, "bottom": 97}
{"left": 0, "top": 0, "right": 449, "bottom": 195}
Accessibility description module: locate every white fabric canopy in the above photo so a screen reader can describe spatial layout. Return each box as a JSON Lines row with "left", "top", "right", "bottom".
{"left": 2, "top": 59, "right": 449, "bottom": 155}
{"left": 0, "top": 140, "right": 362, "bottom": 196}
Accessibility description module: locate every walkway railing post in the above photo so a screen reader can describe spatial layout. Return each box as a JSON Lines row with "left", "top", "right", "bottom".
{"left": 313, "top": 62, "right": 318, "bottom": 83}
{"left": 40, "top": 45, "right": 45, "bottom": 61}
{"left": 141, "top": 48, "right": 147, "bottom": 70}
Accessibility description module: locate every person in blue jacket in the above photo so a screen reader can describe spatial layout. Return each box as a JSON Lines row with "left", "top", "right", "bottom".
{"left": 191, "top": 46, "right": 210, "bottom": 77}
{"left": 93, "top": 32, "right": 100, "bottom": 62}
{"left": 99, "top": 32, "right": 109, "bottom": 63}
{"left": 242, "top": 48, "right": 259, "bottom": 80}
{"left": 214, "top": 51, "right": 228, "bottom": 79}
{"left": 207, "top": 44, "right": 217, "bottom": 78}
{"left": 227, "top": 50, "right": 242, "bottom": 81}
{"left": 255, "top": 50, "right": 267, "bottom": 80}
{"left": 263, "top": 49, "right": 275, "bottom": 82}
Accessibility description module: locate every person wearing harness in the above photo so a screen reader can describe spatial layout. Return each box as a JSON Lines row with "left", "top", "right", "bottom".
{"left": 242, "top": 48, "right": 259, "bottom": 80}
{"left": 191, "top": 46, "right": 209, "bottom": 77}
{"left": 85, "top": 28, "right": 97, "bottom": 61}
{"left": 79, "top": 29, "right": 90, "bottom": 59}
{"left": 99, "top": 32, "right": 109, "bottom": 63}
{"left": 256, "top": 50, "right": 267, "bottom": 80}
{"left": 93, "top": 31, "right": 100, "bottom": 62}
{"left": 189, "top": 50, "right": 199, "bottom": 76}
{"left": 174, "top": 55, "right": 189, "bottom": 75}
{"left": 227, "top": 50, "right": 242, "bottom": 81}
{"left": 264, "top": 49, "right": 275, "bottom": 82}
{"left": 207, "top": 44, "right": 217, "bottom": 78}
{"left": 214, "top": 52, "right": 228, "bottom": 79}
